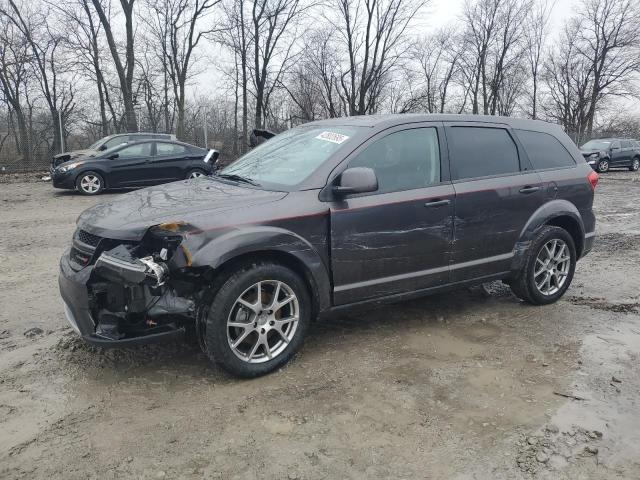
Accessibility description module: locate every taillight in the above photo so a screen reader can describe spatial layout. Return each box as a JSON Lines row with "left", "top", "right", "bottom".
{"left": 588, "top": 171, "right": 599, "bottom": 190}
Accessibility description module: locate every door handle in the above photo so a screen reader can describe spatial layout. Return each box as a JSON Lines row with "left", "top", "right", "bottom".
{"left": 519, "top": 186, "right": 541, "bottom": 194}
{"left": 424, "top": 199, "right": 451, "bottom": 208}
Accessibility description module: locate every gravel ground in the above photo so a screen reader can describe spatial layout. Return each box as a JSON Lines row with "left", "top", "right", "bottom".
{"left": 1, "top": 172, "right": 640, "bottom": 479}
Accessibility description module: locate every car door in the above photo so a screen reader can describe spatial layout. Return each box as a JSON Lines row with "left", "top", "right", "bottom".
{"left": 619, "top": 140, "right": 633, "bottom": 166}
{"left": 148, "top": 142, "right": 191, "bottom": 183}
{"left": 107, "top": 142, "right": 154, "bottom": 187}
{"left": 329, "top": 124, "right": 455, "bottom": 305}
{"left": 445, "top": 122, "right": 546, "bottom": 282}
{"left": 609, "top": 140, "right": 624, "bottom": 166}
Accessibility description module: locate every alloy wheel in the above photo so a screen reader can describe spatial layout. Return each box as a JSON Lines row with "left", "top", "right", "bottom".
{"left": 534, "top": 239, "right": 571, "bottom": 296}
{"left": 632, "top": 159, "right": 639, "bottom": 171}
{"left": 189, "top": 171, "right": 205, "bottom": 178}
{"left": 80, "top": 175, "right": 101, "bottom": 194}
{"left": 227, "top": 280, "right": 299, "bottom": 363}
{"left": 599, "top": 160, "right": 609, "bottom": 172}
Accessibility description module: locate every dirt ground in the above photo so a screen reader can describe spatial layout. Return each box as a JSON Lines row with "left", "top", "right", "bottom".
{"left": 1, "top": 172, "right": 639, "bottom": 479}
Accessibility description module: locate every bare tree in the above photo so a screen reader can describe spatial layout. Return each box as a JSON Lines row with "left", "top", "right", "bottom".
{"left": 543, "top": 18, "right": 594, "bottom": 142}
{"left": 0, "top": 14, "right": 32, "bottom": 161}
{"left": 523, "top": 0, "right": 553, "bottom": 119}
{"left": 577, "top": 0, "right": 640, "bottom": 136}
{"left": 2, "top": 0, "right": 76, "bottom": 154}
{"left": 411, "top": 27, "right": 462, "bottom": 113}
{"left": 461, "top": 0, "right": 531, "bottom": 115}
{"left": 90, "top": 0, "right": 138, "bottom": 132}
{"left": 146, "top": 0, "right": 219, "bottom": 139}
{"left": 250, "top": 0, "right": 303, "bottom": 128}
{"left": 327, "top": 0, "right": 429, "bottom": 116}
{"left": 56, "top": 0, "right": 112, "bottom": 136}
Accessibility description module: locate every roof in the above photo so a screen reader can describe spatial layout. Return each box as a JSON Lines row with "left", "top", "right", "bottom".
{"left": 307, "top": 113, "right": 561, "bottom": 133}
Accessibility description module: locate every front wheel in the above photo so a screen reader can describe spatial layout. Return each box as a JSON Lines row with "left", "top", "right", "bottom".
{"left": 629, "top": 158, "right": 639, "bottom": 172}
{"left": 203, "top": 262, "right": 311, "bottom": 377}
{"left": 597, "top": 159, "right": 610, "bottom": 173}
{"left": 509, "top": 226, "right": 576, "bottom": 305}
{"left": 75, "top": 171, "right": 104, "bottom": 195}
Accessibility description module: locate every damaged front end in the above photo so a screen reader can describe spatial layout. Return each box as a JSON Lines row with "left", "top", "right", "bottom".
{"left": 60, "top": 223, "right": 207, "bottom": 346}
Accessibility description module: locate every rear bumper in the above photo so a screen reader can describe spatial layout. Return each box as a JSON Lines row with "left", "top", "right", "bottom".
{"left": 58, "top": 250, "right": 185, "bottom": 347}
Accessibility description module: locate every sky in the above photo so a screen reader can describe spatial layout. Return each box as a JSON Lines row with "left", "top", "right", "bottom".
{"left": 425, "top": 0, "right": 575, "bottom": 32}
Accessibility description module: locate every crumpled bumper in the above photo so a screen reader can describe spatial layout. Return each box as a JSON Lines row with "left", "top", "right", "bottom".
{"left": 58, "top": 249, "right": 185, "bottom": 347}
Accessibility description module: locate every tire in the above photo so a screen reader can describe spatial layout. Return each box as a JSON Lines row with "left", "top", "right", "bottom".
{"left": 75, "top": 171, "right": 104, "bottom": 195}
{"left": 597, "top": 159, "right": 610, "bottom": 173}
{"left": 186, "top": 168, "right": 207, "bottom": 179}
{"left": 629, "top": 157, "right": 640, "bottom": 172}
{"left": 202, "top": 261, "right": 311, "bottom": 378}
{"left": 509, "top": 226, "right": 576, "bottom": 306}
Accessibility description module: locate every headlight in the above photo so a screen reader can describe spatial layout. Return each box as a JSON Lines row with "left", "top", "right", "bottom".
{"left": 57, "top": 162, "right": 81, "bottom": 173}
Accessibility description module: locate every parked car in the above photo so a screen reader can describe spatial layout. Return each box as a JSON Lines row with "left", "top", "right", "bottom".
{"left": 52, "top": 132, "right": 177, "bottom": 168}
{"left": 58, "top": 114, "right": 597, "bottom": 377}
{"left": 51, "top": 139, "right": 217, "bottom": 194}
{"left": 580, "top": 138, "right": 640, "bottom": 173}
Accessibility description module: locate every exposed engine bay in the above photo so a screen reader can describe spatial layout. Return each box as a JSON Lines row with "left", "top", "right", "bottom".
{"left": 84, "top": 224, "right": 205, "bottom": 343}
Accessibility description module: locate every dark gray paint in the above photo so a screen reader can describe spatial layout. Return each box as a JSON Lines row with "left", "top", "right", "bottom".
{"left": 59, "top": 113, "right": 597, "bottom": 344}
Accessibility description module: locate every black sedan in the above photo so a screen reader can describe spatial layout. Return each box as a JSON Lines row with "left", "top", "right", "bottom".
{"left": 51, "top": 140, "right": 218, "bottom": 194}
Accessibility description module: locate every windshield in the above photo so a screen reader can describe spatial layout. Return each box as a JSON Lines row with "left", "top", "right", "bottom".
{"left": 220, "top": 125, "right": 363, "bottom": 188}
{"left": 581, "top": 140, "right": 611, "bottom": 150}
{"left": 88, "top": 137, "right": 110, "bottom": 150}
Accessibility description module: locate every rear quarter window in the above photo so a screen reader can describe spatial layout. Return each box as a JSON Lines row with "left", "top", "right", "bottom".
{"left": 447, "top": 126, "right": 520, "bottom": 180}
{"left": 516, "top": 130, "right": 576, "bottom": 170}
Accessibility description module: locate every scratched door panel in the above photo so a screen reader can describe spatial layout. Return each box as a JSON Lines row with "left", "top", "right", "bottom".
{"left": 330, "top": 184, "right": 454, "bottom": 305}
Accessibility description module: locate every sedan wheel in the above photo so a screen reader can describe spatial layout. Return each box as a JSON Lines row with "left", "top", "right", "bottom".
{"left": 597, "top": 160, "right": 609, "bottom": 173}
{"left": 630, "top": 158, "right": 640, "bottom": 172}
{"left": 76, "top": 172, "right": 104, "bottom": 195}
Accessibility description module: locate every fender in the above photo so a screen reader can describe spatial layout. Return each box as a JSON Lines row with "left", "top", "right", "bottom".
{"left": 511, "top": 199, "right": 585, "bottom": 271}
{"left": 184, "top": 226, "right": 332, "bottom": 311}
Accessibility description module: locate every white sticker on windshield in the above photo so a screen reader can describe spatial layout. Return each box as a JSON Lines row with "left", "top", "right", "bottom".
{"left": 315, "top": 131, "right": 349, "bottom": 144}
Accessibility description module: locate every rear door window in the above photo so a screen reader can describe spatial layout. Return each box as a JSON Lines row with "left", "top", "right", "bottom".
{"left": 621, "top": 140, "right": 632, "bottom": 148}
{"left": 156, "top": 142, "right": 188, "bottom": 156}
{"left": 448, "top": 126, "right": 520, "bottom": 180}
{"left": 348, "top": 127, "right": 441, "bottom": 194}
{"left": 515, "top": 129, "right": 576, "bottom": 170}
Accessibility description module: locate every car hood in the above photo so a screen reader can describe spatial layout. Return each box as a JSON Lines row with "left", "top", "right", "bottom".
{"left": 77, "top": 178, "right": 287, "bottom": 241}
{"left": 52, "top": 149, "right": 100, "bottom": 167}
{"left": 580, "top": 149, "right": 602, "bottom": 157}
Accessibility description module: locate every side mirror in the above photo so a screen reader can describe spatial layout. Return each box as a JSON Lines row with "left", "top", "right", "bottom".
{"left": 333, "top": 167, "right": 378, "bottom": 196}
{"left": 611, "top": 145, "right": 620, "bottom": 151}
{"left": 108, "top": 153, "right": 119, "bottom": 160}
{"left": 99, "top": 144, "right": 107, "bottom": 151}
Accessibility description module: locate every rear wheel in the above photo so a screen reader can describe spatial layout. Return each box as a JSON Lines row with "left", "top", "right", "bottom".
{"left": 202, "top": 262, "right": 311, "bottom": 377}
{"left": 597, "top": 159, "right": 610, "bottom": 173}
{"left": 186, "top": 169, "right": 207, "bottom": 179}
{"left": 75, "top": 171, "right": 104, "bottom": 195}
{"left": 629, "top": 157, "right": 639, "bottom": 172}
{"left": 509, "top": 226, "right": 576, "bottom": 305}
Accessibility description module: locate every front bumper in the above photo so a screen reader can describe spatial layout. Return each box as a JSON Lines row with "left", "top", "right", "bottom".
{"left": 51, "top": 168, "right": 76, "bottom": 189}
{"left": 58, "top": 250, "right": 185, "bottom": 347}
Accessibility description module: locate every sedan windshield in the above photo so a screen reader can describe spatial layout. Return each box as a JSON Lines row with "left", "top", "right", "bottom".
{"left": 88, "top": 137, "right": 109, "bottom": 150}
{"left": 220, "top": 125, "right": 363, "bottom": 188}
{"left": 581, "top": 140, "right": 611, "bottom": 150}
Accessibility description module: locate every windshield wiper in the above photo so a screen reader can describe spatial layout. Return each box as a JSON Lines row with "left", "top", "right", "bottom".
{"left": 215, "top": 173, "right": 260, "bottom": 186}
